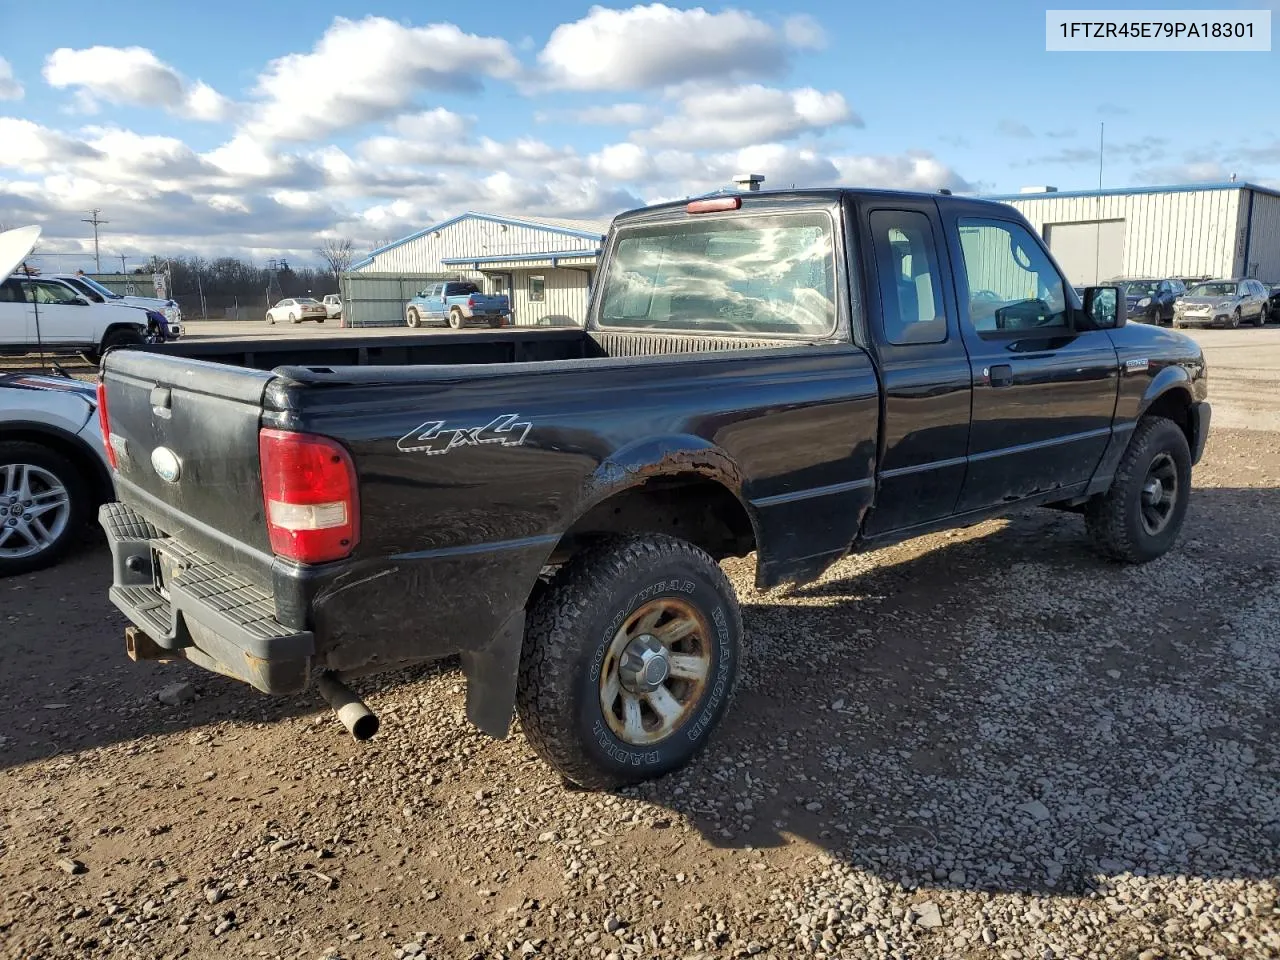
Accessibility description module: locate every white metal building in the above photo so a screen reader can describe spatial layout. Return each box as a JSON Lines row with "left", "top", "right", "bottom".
{"left": 350, "top": 212, "right": 609, "bottom": 325}
{"left": 987, "top": 182, "right": 1280, "bottom": 286}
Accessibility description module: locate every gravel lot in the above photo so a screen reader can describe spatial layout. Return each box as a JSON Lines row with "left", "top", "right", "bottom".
{"left": 1, "top": 331, "right": 1278, "bottom": 960}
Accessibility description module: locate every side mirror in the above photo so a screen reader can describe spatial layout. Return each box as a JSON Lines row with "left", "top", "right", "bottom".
{"left": 1082, "top": 286, "right": 1125, "bottom": 329}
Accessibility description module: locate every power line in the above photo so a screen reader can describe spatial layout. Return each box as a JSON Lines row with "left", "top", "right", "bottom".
{"left": 81, "top": 208, "right": 109, "bottom": 272}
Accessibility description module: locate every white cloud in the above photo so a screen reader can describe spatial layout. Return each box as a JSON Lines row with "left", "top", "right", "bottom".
{"left": 0, "top": 57, "right": 23, "bottom": 100}
{"left": 43, "top": 46, "right": 234, "bottom": 121}
{"left": 782, "top": 14, "right": 826, "bottom": 50}
{"left": 247, "top": 16, "right": 518, "bottom": 141}
{"left": 590, "top": 142, "right": 656, "bottom": 181}
{"left": 389, "top": 108, "right": 473, "bottom": 140}
{"left": 572, "top": 103, "right": 663, "bottom": 126}
{"left": 0, "top": 118, "right": 101, "bottom": 169}
{"left": 538, "top": 4, "right": 809, "bottom": 90}
{"left": 642, "top": 85, "right": 858, "bottom": 149}
{"left": 832, "top": 152, "right": 972, "bottom": 191}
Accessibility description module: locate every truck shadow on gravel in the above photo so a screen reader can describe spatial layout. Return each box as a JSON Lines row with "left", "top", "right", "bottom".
{"left": 634, "top": 485, "right": 1280, "bottom": 895}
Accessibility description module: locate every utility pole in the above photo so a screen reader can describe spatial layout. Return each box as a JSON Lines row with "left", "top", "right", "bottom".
{"left": 118, "top": 253, "right": 127, "bottom": 273}
{"left": 82, "top": 208, "right": 109, "bottom": 272}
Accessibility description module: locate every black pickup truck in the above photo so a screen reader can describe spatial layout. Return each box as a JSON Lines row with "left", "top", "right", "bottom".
{"left": 98, "top": 188, "right": 1210, "bottom": 789}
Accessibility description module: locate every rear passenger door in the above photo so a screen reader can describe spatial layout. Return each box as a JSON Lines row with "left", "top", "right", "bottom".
{"left": 940, "top": 209, "right": 1119, "bottom": 512}
{"left": 858, "top": 198, "right": 973, "bottom": 536}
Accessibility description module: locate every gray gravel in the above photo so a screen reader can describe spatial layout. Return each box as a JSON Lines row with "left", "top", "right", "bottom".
{"left": 0, "top": 430, "right": 1277, "bottom": 959}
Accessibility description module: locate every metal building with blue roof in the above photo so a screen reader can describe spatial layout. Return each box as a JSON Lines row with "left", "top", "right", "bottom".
{"left": 346, "top": 212, "right": 609, "bottom": 327}
{"left": 986, "top": 182, "right": 1280, "bottom": 286}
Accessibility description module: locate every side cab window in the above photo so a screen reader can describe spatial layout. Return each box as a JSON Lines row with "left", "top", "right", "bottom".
{"left": 956, "top": 218, "right": 1068, "bottom": 334}
{"left": 868, "top": 209, "right": 947, "bottom": 345}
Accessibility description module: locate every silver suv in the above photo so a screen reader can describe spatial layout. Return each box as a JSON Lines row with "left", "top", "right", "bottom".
{"left": 1174, "top": 278, "right": 1270, "bottom": 329}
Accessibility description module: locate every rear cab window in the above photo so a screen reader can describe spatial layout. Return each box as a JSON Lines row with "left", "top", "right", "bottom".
{"left": 596, "top": 211, "right": 838, "bottom": 337}
{"left": 446, "top": 282, "right": 480, "bottom": 297}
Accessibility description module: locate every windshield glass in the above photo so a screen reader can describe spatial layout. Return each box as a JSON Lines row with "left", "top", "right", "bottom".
{"left": 296, "top": 297, "right": 320, "bottom": 304}
{"left": 1122, "top": 281, "right": 1159, "bottom": 298}
{"left": 1189, "top": 282, "right": 1236, "bottom": 298}
{"left": 76, "top": 276, "right": 123, "bottom": 299}
{"left": 598, "top": 212, "right": 836, "bottom": 336}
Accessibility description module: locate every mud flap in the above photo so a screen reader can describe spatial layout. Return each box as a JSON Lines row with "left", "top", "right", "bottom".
{"left": 460, "top": 608, "right": 526, "bottom": 739}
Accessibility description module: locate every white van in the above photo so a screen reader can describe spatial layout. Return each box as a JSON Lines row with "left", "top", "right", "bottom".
{"left": 0, "top": 227, "right": 157, "bottom": 361}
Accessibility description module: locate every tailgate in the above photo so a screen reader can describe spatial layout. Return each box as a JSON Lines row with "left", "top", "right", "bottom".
{"left": 102, "top": 349, "right": 275, "bottom": 575}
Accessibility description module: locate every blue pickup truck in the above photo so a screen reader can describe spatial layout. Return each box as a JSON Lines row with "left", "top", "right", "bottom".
{"left": 406, "top": 281, "right": 511, "bottom": 329}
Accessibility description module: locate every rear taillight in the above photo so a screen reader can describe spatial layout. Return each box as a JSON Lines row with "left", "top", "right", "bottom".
{"left": 467, "top": 295, "right": 477, "bottom": 307}
{"left": 259, "top": 428, "right": 359, "bottom": 564}
{"left": 96, "top": 380, "right": 118, "bottom": 470}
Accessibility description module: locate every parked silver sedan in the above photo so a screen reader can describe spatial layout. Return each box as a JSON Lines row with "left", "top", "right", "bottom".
{"left": 1173, "top": 278, "right": 1270, "bottom": 329}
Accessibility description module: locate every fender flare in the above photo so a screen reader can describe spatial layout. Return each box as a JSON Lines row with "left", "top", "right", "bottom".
{"left": 1136, "top": 365, "right": 1195, "bottom": 418}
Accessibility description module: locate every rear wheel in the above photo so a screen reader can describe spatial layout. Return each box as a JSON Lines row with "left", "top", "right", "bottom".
{"left": 1084, "top": 415, "right": 1191, "bottom": 564}
{"left": 0, "top": 443, "right": 87, "bottom": 578}
{"left": 289, "top": 312, "right": 299, "bottom": 324}
{"left": 448, "top": 307, "right": 464, "bottom": 330}
{"left": 516, "top": 535, "right": 742, "bottom": 790}
{"left": 406, "top": 308, "right": 421, "bottom": 328}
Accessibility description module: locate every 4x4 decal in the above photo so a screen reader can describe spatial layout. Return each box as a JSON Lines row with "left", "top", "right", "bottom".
{"left": 397, "top": 413, "right": 532, "bottom": 455}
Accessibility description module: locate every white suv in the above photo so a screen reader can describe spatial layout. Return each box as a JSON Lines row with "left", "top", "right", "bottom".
{"left": 0, "top": 226, "right": 157, "bottom": 361}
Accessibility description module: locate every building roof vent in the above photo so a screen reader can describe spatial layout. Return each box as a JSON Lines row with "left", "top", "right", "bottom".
{"left": 1018, "top": 185, "right": 1059, "bottom": 194}
{"left": 732, "top": 173, "right": 765, "bottom": 192}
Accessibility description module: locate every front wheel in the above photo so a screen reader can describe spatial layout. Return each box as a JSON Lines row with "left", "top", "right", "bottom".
{"left": 1084, "top": 416, "right": 1192, "bottom": 564}
{"left": 267, "top": 312, "right": 275, "bottom": 325}
{"left": 406, "top": 308, "right": 421, "bottom": 328}
{"left": 0, "top": 443, "right": 87, "bottom": 577}
{"left": 516, "top": 535, "right": 742, "bottom": 790}
{"left": 1230, "top": 310, "right": 1241, "bottom": 329}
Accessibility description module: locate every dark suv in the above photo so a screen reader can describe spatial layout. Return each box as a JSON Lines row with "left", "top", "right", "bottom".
{"left": 1114, "top": 277, "right": 1186, "bottom": 326}
{"left": 1264, "top": 282, "right": 1280, "bottom": 324}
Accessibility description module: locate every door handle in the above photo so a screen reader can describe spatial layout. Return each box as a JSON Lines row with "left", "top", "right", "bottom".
{"left": 987, "top": 364, "right": 1013, "bottom": 387}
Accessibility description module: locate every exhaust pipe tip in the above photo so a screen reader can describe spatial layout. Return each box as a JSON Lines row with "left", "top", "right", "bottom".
{"left": 316, "top": 672, "right": 380, "bottom": 741}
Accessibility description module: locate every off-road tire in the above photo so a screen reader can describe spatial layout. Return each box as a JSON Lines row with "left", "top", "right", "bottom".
{"left": 1084, "top": 415, "right": 1191, "bottom": 564}
{"left": 406, "top": 308, "right": 421, "bottom": 328}
{"left": 0, "top": 442, "right": 89, "bottom": 578}
{"left": 448, "top": 307, "right": 464, "bottom": 330}
{"left": 516, "top": 535, "right": 742, "bottom": 790}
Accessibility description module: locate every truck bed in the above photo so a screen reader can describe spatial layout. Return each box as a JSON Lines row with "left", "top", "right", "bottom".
{"left": 143, "top": 328, "right": 807, "bottom": 371}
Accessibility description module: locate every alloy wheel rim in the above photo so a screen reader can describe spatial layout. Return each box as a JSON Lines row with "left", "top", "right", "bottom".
{"left": 0, "top": 464, "right": 71, "bottom": 559}
{"left": 599, "top": 597, "right": 712, "bottom": 746}
{"left": 1139, "top": 452, "right": 1178, "bottom": 536}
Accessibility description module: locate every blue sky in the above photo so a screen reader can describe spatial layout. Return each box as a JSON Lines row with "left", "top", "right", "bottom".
{"left": 1, "top": 1, "right": 1277, "bottom": 263}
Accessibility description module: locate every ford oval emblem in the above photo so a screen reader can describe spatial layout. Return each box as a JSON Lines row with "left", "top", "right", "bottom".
{"left": 150, "top": 446, "right": 182, "bottom": 483}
